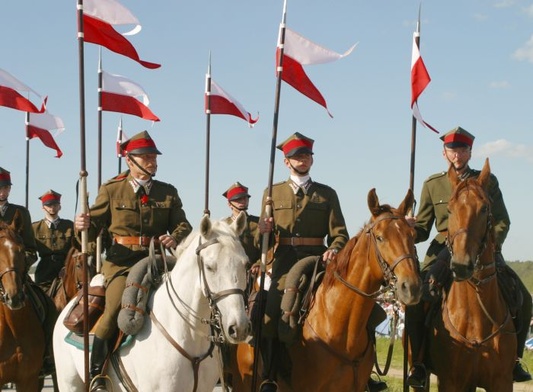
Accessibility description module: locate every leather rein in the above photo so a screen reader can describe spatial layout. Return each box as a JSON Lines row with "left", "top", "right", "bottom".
{"left": 148, "top": 236, "right": 245, "bottom": 392}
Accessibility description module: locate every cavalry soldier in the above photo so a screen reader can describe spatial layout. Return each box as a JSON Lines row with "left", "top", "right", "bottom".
{"left": 0, "top": 167, "right": 38, "bottom": 269}
{"left": 256, "top": 133, "right": 386, "bottom": 392}
{"left": 405, "top": 127, "right": 532, "bottom": 387}
{"left": 74, "top": 130, "right": 192, "bottom": 392}
{"left": 0, "top": 168, "right": 57, "bottom": 376}
{"left": 32, "top": 190, "right": 74, "bottom": 293}
{"left": 223, "top": 181, "right": 261, "bottom": 268}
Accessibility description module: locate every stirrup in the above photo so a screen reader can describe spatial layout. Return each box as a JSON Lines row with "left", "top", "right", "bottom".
{"left": 89, "top": 374, "right": 109, "bottom": 392}
{"left": 259, "top": 379, "right": 278, "bottom": 392}
{"left": 407, "top": 363, "right": 427, "bottom": 388}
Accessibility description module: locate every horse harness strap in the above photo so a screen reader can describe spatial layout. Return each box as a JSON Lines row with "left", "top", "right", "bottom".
{"left": 149, "top": 308, "right": 214, "bottom": 392}
{"left": 278, "top": 237, "right": 324, "bottom": 246}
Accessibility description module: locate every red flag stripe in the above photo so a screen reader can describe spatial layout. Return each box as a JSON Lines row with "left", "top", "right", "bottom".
{"left": 0, "top": 86, "right": 44, "bottom": 113}
{"left": 278, "top": 49, "right": 332, "bottom": 117}
{"left": 27, "top": 125, "right": 63, "bottom": 158}
{"left": 411, "top": 56, "right": 430, "bottom": 108}
{"left": 83, "top": 15, "right": 160, "bottom": 69}
{"left": 101, "top": 92, "right": 160, "bottom": 121}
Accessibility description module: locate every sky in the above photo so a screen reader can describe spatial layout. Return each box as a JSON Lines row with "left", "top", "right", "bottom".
{"left": 1, "top": 0, "right": 532, "bottom": 261}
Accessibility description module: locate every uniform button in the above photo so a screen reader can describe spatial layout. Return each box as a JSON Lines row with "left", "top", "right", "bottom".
{"left": 296, "top": 218, "right": 301, "bottom": 222}
{"left": 144, "top": 219, "right": 149, "bottom": 223}
{"left": 295, "top": 233, "right": 301, "bottom": 237}
{"left": 297, "top": 204, "right": 301, "bottom": 209}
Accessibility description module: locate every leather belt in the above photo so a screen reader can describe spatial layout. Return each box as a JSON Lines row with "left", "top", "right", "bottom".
{"left": 278, "top": 237, "right": 324, "bottom": 247}
{"left": 114, "top": 235, "right": 160, "bottom": 247}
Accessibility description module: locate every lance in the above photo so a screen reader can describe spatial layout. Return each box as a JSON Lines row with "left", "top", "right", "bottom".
{"left": 251, "top": 1, "right": 288, "bottom": 390}
{"left": 76, "top": 0, "right": 91, "bottom": 389}
{"left": 117, "top": 117, "right": 124, "bottom": 174}
{"left": 24, "top": 112, "right": 30, "bottom": 208}
{"left": 404, "top": 5, "right": 421, "bottom": 392}
{"left": 203, "top": 52, "right": 212, "bottom": 217}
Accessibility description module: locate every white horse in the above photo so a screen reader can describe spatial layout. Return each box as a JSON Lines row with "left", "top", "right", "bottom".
{"left": 53, "top": 213, "right": 251, "bottom": 392}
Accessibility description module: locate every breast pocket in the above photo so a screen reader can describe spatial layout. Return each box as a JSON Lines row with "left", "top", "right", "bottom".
{"left": 112, "top": 199, "right": 138, "bottom": 227}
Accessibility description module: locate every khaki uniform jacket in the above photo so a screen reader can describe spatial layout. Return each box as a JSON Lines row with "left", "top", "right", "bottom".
{"left": 224, "top": 213, "right": 261, "bottom": 268}
{"left": 260, "top": 180, "right": 349, "bottom": 274}
{"left": 32, "top": 218, "right": 74, "bottom": 284}
{"left": 86, "top": 171, "right": 192, "bottom": 276}
{"left": 0, "top": 203, "right": 38, "bottom": 270}
{"left": 415, "top": 167, "right": 510, "bottom": 268}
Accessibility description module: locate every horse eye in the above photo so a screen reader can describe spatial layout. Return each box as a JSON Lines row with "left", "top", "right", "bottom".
{"left": 481, "top": 205, "right": 488, "bottom": 213}
{"left": 376, "top": 235, "right": 384, "bottom": 242}
{"left": 205, "top": 264, "right": 216, "bottom": 273}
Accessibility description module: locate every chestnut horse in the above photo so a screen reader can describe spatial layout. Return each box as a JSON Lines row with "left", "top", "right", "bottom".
{"left": 234, "top": 188, "right": 422, "bottom": 392}
{"left": 427, "top": 159, "right": 516, "bottom": 391}
{"left": 0, "top": 221, "right": 46, "bottom": 391}
{"left": 48, "top": 245, "right": 96, "bottom": 313}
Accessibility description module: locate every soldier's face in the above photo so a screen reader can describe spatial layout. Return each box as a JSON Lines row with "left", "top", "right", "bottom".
{"left": 43, "top": 203, "right": 61, "bottom": 216}
{"left": 229, "top": 196, "right": 249, "bottom": 212}
{"left": 0, "top": 185, "right": 11, "bottom": 202}
{"left": 443, "top": 147, "right": 471, "bottom": 171}
{"left": 285, "top": 153, "right": 313, "bottom": 176}
{"left": 127, "top": 154, "right": 158, "bottom": 179}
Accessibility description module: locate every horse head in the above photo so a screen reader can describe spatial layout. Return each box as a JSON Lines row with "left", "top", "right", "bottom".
{"left": 447, "top": 158, "right": 494, "bottom": 281}
{"left": 0, "top": 220, "right": 26, "bottom": 310}
{"left": 195, "top": 212, "right": 251, "bottom": 343}
{"left": 365, "top": 188, "right": 422, "bottom": 305}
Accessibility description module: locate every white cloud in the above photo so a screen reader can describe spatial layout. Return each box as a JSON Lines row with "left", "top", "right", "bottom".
{"left": 513, "top": 35, "right": 533, "bottom": 63}
{"left": 493, "top": 0, "right": 516, "bottom": 8}
{"left": 489, "top": 81, "right": 511, "bottom": 88}
{"left": 474, "top": 139, "right": 533, "bottom": 162}
{"left": 524, "top": 4, "right": 533, "bottom": 17}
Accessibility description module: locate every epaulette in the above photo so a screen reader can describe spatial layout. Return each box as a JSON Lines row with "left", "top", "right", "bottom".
{"left": 425, "top": 171, "right": 447, "bottom": 183}
{"left": 272, "top": 180, "right": 287, "bottom": 187}
{"left": 106, "top": 171, "right": 129, "bottom": 184}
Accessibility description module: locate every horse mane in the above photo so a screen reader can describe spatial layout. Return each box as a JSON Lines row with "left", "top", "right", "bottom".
{"left": 321, "top": 203, "right": 398, "bottom": 291}
{"left": 173, "top": 218, "right": 241, "bottom": 260}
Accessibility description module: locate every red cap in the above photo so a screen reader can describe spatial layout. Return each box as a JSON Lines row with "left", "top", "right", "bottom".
{"left": 440, "top": 127, "right": 475, "bottom": 148}
{"left": 39, "top": 190, "right": 61, "bottom": 206}
{"left": 120, "top": 131, "right": 162, "bottom": 155}
{"left": 0, "top": 167, "right": 12, "bottom": 187}
{"left": 223, "top": 182, "right": 251, "bottom": 201}
{"left": 277, "top": 132, "right": 314, "bottom": 157}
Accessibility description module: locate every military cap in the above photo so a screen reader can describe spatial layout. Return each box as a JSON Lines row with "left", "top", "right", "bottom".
{"left": 277, "top": 132, "right": 314, "bottom": 157}
{"left": 120, "top": 130, "right": 162, "bottom": 155}
{"left": 223, "top": 182, "right": 251, "bottom": 201}
{"left": 440, "top": 127, "right": 475, "bottom": 148}
{"left": 39, "top": 189, "right": 62, "bottom": 206}
{"left": 0, "top": 167, "right": 12, "bottom": 187}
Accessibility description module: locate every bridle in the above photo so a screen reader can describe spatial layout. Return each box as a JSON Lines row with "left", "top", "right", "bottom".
{"left": 446, "top": 185, "right": 495, "bottom": 273}
{"left": 148, "top": 235, "right": 246, "bottom": 392}
{"left": 334, "top": 214, "right": 417, "bottom": 299}
{"left": 0, "top": 231, "right": 24, "bottom": 305}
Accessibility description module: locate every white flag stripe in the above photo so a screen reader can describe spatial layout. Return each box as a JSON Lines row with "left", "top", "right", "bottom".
{"left": 284, "top": 28, "right": 357, "bottom": 65}
{"left": 0, "top": 68, "right": 41, "bottom": 96}
{"left": 84, "top": 0, "right": 141, "bottom": 36}
{"left": 102, "top": 71, "right": 150, "bottom": 106}
{"left": 211, "top": 80, "right": 251, "bottom": 121}
{"left": 28, "top": 111, "right": 65, "bottom": 131}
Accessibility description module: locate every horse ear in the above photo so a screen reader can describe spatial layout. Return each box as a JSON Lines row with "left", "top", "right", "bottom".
{"left": 199, "top": 214, "right": 213, "bottom": 238}
{"left": 397, "top": 189, "right": 415, "bottom": 216}
{"left": 447, "top": 164, "right": 460, "bottom": 189}
{"left": 231, "top": 211, "right": 247, "bottom": 237}
{"left": 478, "top": 158, "right": 491, "bottom": 191}
{"left": 9, "top": 209, "right": 22, "bottom": 233}
{"left": 367, "top": 188, "right": 381, "bottom": 217}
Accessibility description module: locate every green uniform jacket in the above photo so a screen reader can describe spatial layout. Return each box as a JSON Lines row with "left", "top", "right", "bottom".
{"left": 224, "top": 213, "right": 261, "bottom": 268}
{"left": 86, "top": 171, "right": 192, "bottom": 272}
{"left": 415, "top": 167, "right": 510, "bottom": 268}
{"left": 260, "top": 180, "right": 349, "bottom": 272}
{"left": 32, "top": 218, "right": 74, "bottom": 284}
{"left": 0, "top": 203, "right": 38, "bottom": 270}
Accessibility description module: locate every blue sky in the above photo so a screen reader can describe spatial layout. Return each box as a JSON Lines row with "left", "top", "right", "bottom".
{"left": 1, "top": 1, "right": 532, "bottom": 261}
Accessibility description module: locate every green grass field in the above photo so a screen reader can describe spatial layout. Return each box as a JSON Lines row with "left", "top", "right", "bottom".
{"left": 373, "top": 336, "right": 533, "bottom": 391}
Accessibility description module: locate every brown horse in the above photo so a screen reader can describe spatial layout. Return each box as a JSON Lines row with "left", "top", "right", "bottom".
{"left": 427, "top": 159, "right": 516, "bottom": 391}
{"left": 48, "top": 245, "right": 95, "bottom": 313}
{"left": 232, "top": 189, "right": 421, "bottom": 391}
{"left": 0, "top": 221, "right": 46, "bottom": 391}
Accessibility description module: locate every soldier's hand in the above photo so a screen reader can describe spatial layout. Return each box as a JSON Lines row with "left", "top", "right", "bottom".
{"left": 405, "top": 215, "right": 416, "bottom": 227}
{"left": 75, "top": 213, "right": 90, "bottom": 231}
{"left": 159, "top": 234, "right": 177, "bottom": 249}
{"left": 258, "top": 217, "right": 274, "bottom": 234}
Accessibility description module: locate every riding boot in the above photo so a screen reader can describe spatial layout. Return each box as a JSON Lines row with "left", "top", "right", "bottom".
{"left": 514, "top": 279, "right": 532, "bottom": 382}
{"left": 259, "top": 338, "right": 280, "bottom": 392}
{"left": 90, "top": 336, "right": 109, "bottom": 392}
{"left": 405, "top": 302, "right": 427, "bottom": 388}
{"left": 366, "top": 308, "right": 388, "bottom": 392}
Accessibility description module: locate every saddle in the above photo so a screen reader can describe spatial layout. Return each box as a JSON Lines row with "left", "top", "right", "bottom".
{"left": 279, "top": 256, "right": 324, "bottom": 345}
